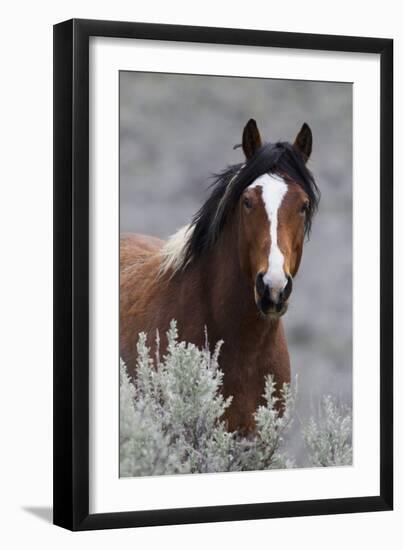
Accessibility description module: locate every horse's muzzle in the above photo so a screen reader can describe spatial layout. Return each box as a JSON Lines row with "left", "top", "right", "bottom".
{"left": 255, "top": 273, "right": 293, "bottom": 317}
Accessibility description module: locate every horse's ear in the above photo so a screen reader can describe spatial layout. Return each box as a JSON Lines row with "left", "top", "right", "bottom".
{"left": 242, "top": 119, "right": 262, "bottom": 160}
{"left": 294, "top": 122, "right": 312, "bottom": 163}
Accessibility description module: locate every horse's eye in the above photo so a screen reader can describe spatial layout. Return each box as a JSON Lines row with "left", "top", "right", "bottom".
{"left": 300, "top": 201, "right": 309, "bottom": 215}
{"left": 243, "top": 196, "right": 253, "bottom": 210}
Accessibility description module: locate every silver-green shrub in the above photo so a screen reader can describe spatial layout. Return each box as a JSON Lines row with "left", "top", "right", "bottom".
{"left": 232, "top": 377, "right": 295, "bottom": 471}
{"left": 120, "top": 321, "right": 352, "bottom": 476}
{"left": 303, "top": 395, "right": 353, "bottom": 467}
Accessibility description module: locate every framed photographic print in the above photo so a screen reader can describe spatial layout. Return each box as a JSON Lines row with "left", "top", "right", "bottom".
{"left": 53, "top": 19, "right": 393, "bottom": 530}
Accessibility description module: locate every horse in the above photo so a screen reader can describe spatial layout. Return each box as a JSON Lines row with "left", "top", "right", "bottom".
{"left": 120, "top": 119, "right": 319, "bottom": 434}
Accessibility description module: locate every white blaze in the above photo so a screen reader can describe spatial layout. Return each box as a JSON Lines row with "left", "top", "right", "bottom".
{"left": 250, "top": 173, "right": 288, "bottom": 299}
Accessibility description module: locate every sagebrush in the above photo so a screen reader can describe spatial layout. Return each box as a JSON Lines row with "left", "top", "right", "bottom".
{"left": 120, "top": 321, "right": 352, "bottom": 476}
{"left": 303, "top": 395, "right": 353, "bottom": 466}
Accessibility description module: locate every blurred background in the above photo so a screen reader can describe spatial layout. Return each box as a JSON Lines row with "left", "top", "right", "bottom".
{"left": 120, "top": 71, "right": 352, "bottom": 465}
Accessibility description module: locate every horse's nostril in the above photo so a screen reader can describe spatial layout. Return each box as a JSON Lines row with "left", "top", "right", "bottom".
{"left": 256, "top": 272, "right": 266, "bottom": 297}
{"left": 280, "top": 275, "right": 293, "bottom": 302}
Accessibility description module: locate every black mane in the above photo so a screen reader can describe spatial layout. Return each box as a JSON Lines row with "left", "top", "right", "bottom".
{"left": 182, "top": 141, "right": 320, "bottom": 267}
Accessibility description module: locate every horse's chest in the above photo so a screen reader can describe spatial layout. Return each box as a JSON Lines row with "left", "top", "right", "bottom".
{"left": 219, "top": 327, "right": 289, "bottom": 385}
{"left": 219, "top": 329, "right": 290, "bottom": 433}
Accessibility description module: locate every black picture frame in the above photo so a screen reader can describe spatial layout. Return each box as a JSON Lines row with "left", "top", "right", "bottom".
{"left": 53, "top": 18, "right": 393, "bottom": 531}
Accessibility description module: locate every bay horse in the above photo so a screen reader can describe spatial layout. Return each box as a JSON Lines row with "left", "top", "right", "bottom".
{"left": 120, "top": 119, "right": 319, "bottom": 433}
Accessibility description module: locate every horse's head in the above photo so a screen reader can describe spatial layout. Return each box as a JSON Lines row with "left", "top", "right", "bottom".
{"left": 172, "top": 118, "right": 319, "bottom": 317}
{"left": 238, "top": 119, "right": 317, "bottom": 318}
